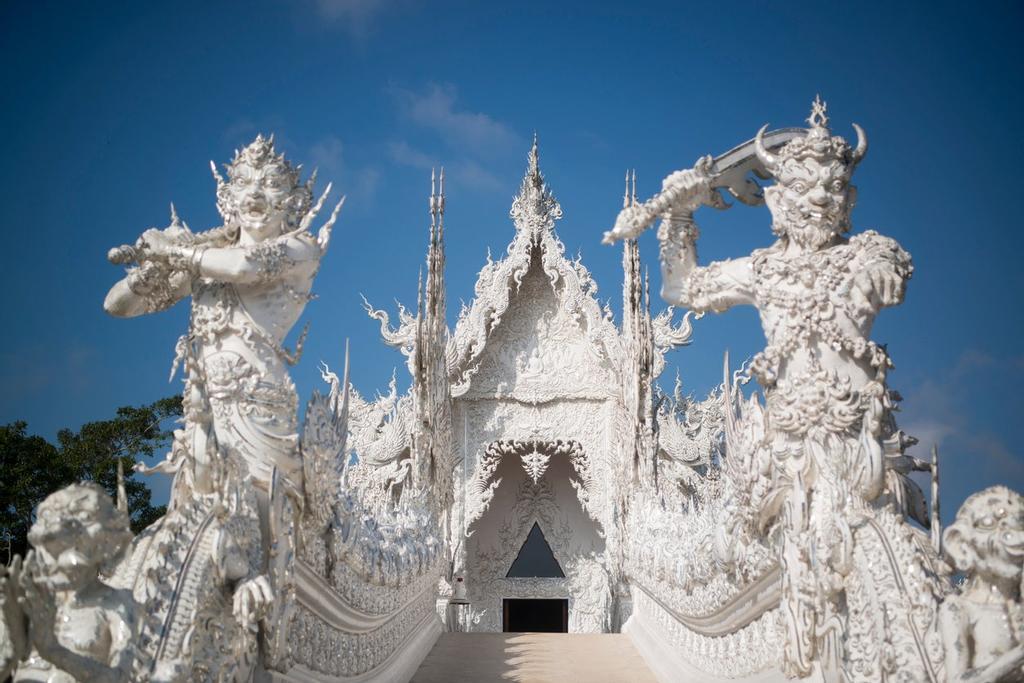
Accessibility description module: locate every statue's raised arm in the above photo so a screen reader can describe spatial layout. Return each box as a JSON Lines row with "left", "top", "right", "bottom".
{"left": 104, "top": 134, "right": 343, "bottom": 492}
{"left": 609, "top": 99, "right": 932, "bottom": 680}
{"left": 603, "top": 127, "right": 811, "bottom": 315}
{"left": 105, "top": 135, "right": 341, "bottom": 320}
{"left": 651, "top": 157, "right": 756, "bottom": 313}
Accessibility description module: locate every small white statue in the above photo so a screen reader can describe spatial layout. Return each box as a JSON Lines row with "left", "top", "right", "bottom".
{"left": 0, "top": 483, "right": 137, "bottom": 682}
{"left": 104, "top": 134, "right": 342, "bottom": 494}
{"left": 941, "top": 486, "right": 1024, "bottom": 682}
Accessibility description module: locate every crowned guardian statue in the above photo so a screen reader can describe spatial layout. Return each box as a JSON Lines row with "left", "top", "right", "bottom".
{"left": 604, "top": 98, "right": 948, "bottom": 680}
{"left": 105, "top": 134, "right": 342, "bottom": 495}
{"left": 99, "top": 135, "right": 342, "bottom": 679}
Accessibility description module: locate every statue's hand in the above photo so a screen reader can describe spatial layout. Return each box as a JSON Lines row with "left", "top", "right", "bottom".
{"left": 17, "top": 552, "right": 59, "bottom": 656}
{"left": 604, "top": 155, "right": 722, "bottom": 245}
{"left": 139, "top": 230, "right": 175, "bottom": 260}
{"left": 232, "top": 575, "right": 273, "bottom": 630}
{"left": 0, "top": 555, "right": 27, "bottom": 663}
{"left": 853, "top": 264, "right": 904, "bottom": 309}
{"left": 126, "top": 261, "right": 167, "bottom": 295}
{"left": 661, "top": 156, "right": 726, "bottom": 213}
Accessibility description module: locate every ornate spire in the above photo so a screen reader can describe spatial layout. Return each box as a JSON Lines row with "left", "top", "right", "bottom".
{"left": 622, "top": 169, "right": 637, "bottom": 210}
{"left": 509, "top": 133, "right": 562, "bottom": 239}
{"left": 527, "top": 131, "right": 540, "bottom": 182}
{"left": 807, "top": 93, "right": 829, "bottom": 130}
{"left": 622, "top": 169, "right": 643, "bottom": 339}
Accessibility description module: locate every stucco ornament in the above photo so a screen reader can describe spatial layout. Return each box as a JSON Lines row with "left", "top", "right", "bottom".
{"left": 100, "top": 136, "right": 347, "bottom": 678}
{"left": 606, "top": 98, "right": 955, "bottom": 681}
{"left": 940, "top": 487, "right": 1024, "bottom": 682}
{"left": 105, "top": 134, "right": 343, "bottom": 492}
{"left": 0, "top": 484, "right": 137, "bottom": 682}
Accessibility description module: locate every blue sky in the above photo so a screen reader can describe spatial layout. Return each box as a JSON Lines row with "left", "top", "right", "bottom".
{"left": 1, "top": 1, "right": 1021, "bottom": 519}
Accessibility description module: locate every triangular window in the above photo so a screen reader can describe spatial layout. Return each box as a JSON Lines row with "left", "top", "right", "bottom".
{"left": 506, "top": 522, "right": 565, "bottom": 578}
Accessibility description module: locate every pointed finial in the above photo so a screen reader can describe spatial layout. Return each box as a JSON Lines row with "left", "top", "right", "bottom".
{"left": 437, "top": 167, "right": 446, "bottom": 242}
{"left": 210, "top": 159, "right": 225, "bottom": 186}
{"left": 116, "top": 459, "right": 128, "bottom": 514}
{"left": 438, "top": 167, "right": 445, "bottom": 216}
{"left": 623, "top": 170, "right": 631, "bottom": 209}
{"left": 631, "top": 170, "right": 637, "bottom": 206}
{"left": 429, "top": 168, "right": 438, "bottom": 237}
{"left": 930, "top": 444, "right": 941, "bottom": 555}
{"left": 416, "top": 266, "right": 424, "bottom": 316}
{"left": 808, "top": 94, "right": 829, "bottom": 130}
{"left": 528, "top": 132, "right": 540, "bottom": 182}
{"left": 339, "top": 338, "right": 351, "bottom": 428}
{"left": 510, "top": 131, "right": 561, "bottom": 230}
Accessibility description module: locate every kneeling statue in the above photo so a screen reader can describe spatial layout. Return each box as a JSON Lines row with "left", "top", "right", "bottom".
{"left": 0, "top": 483, "right": 137, "bottom": 682}
{"left": 942, "top": 486, "right": 1024, "bottom": 682}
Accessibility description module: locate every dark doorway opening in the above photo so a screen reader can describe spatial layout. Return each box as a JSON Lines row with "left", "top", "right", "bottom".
{"left": 502, "top": 598, "right": 569, "bottom": 632}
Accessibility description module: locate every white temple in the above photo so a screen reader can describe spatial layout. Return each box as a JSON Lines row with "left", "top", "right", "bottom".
{"left": 2, "top": 101, "right": 1023, "bottom": 683}
{"left": 357, "top": 139, "right": 703, "bottom": 638}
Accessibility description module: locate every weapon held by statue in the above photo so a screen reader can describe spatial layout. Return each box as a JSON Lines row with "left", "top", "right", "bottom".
{"left": 602, "top": 127, "right": 805, "bottom": 244}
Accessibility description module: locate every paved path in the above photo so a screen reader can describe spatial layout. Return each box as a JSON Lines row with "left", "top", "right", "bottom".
{"left": 411, "top": 633, "right": 658, "bottom": 683}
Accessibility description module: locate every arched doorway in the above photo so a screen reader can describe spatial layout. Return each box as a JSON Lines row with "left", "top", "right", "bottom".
{"left": 462, "top": 440, "right": 609, "bottom": 632}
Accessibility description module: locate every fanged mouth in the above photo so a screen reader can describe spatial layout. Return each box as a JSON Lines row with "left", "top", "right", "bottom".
{"left": 798, "top": 209, "right": 834, "bottom": 223}
{"left": 240, "top": 210, "right": 271, "bottom": 226}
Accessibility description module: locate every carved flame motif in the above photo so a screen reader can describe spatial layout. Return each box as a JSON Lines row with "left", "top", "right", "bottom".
{"left": 520, "top": 449, "right": 551, "bottom": 484}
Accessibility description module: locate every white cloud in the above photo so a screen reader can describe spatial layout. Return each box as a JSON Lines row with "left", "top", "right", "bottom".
{"left": 388, "top": 140, "right": 437, "bottom": 169}
{"left": 307, "top": 0, "right": 392, "bottom": 35}
{"left": 309, "top": 136, "right": 345, "bottom": 174}
{"left": 452, "top": 159, "right": 503, "bottom": 191}
{"left": 307, "top": 135, "right": 379, "bottom": 201}
{"left": 389, "top": 83, "right": 520, "bottom": 154}
{"left": 388, "top": 141, "right": 504, "bottom": 192}
{"left": 312, "top": 0, "right": 388, "bottom": 19}
{"left": 898, "top": 348, "right": 1018, "bottom": 471}
{"left": 386, "top": 83, "right": 524, "bottom": 194}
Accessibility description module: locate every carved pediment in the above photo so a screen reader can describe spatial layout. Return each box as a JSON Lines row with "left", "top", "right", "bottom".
{"left": 449, "top": 139, "right": 621, "bottom": 400}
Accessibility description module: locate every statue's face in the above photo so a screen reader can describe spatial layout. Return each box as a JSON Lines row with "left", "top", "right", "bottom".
{"left": 968, "top": 492, "right": 1024, "bottom": 583}
{"left": 765, "top": 157, "right": 855, "bottom": 251}
{"left": 33, "top": 524, "right": 97, "bottom": 591}
{"left": 227, "top": 161, "right": 296, "bottom": 242}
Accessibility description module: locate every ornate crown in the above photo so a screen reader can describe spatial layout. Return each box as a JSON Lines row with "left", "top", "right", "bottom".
{"left": 225, "top": 134, "right": 301, "bottom": 186}
{"left": 210, "top": 134, "right": 314, "bottom": 228}
{"left": 755, "top": 96, "right": 867, "bottom": 173}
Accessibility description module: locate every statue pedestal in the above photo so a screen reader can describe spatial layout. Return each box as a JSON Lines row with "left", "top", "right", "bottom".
{"left": 446, "top": 599, "right": 471, "bottom": 632}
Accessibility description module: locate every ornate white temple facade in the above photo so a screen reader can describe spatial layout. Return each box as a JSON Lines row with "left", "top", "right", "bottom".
{"left": 358, "top": 141, "right": 704, "bottom": 637}
{"left": 3, "top": 103, "right": 1023, "bottom": 683}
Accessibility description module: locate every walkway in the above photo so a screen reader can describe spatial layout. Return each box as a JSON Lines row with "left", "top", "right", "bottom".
{"left": 411, "top": 633, "right": 658, "bottom": 683}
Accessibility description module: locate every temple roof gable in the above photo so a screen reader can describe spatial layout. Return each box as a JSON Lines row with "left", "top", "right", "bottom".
{"left": 446, "top": 137, "right": 622, "bottom": 398}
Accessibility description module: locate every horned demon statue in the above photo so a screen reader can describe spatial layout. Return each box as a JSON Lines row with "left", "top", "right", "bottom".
{"left": 605, "top": 98, "right": 1022, "bottom": 682}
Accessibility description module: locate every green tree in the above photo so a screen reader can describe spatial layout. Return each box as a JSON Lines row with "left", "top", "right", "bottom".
{"left": 0, "top": 396, "right": 181, "bottom": 561}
